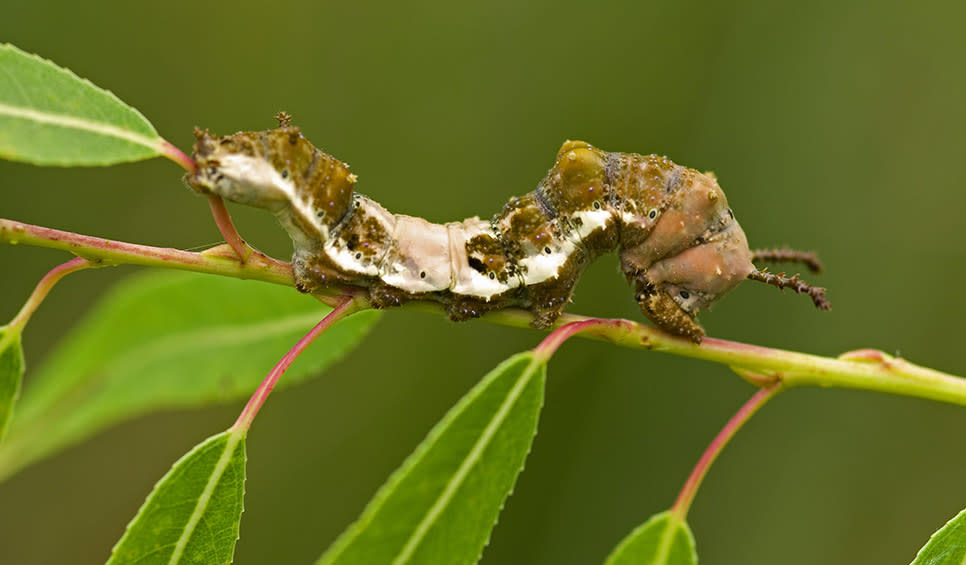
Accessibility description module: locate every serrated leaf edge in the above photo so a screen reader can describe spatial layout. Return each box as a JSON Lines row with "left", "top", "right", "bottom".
{"left": 392, "top": 355, "right": 542, "bottom": 565}
{"left": 108, "top": 429, "right": 247, "bottom": 565}
{"left": 911, "top": 506, "right": 966, "bottom": 564}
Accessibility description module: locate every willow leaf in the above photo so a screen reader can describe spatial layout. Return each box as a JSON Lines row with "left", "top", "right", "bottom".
{"left": 0, "top": 326, "right": 24, "bottom": 443}
{"left": 0, "top": 43, "right": 163, "bottom": 165}
{"left": 318, "top": 352, "right": 546, "bottom": 565}
{"left": 108, "top": 429, "right": 246, "bottom": 565}
{"left": 911, "top": 507, "right": 966, "bottom": 564}
{"left": 0, "top": 271, "right": 379, "bottom": 481}
{"left": 605, "top": 511, "right": 697, "bottom": 565}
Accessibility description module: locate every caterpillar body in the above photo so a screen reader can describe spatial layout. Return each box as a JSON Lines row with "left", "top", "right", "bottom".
{"left": 186, "top": 114, "right": 828, "bottom": 342}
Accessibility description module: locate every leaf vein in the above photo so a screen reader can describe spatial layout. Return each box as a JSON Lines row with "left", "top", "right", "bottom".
{"left": 390, "top": 356, "right": 540, "bottom": 565}
{"left": 0, "top": 101, "right": 162, "bottom": 151}
{"left": 166, "top": 432, "right": 242, "bottom": 565}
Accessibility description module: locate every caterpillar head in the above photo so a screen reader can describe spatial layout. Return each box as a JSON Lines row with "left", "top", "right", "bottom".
{"left": 615, "top": 162, "right": 756, "bottom": 341}
{"left": 184, "top": 113, "right": 357, "bottom": 224}
{"left": 624, "top": 236, "right": 755, "bottom": 342}
{"left": 184, "top": 125, "right": 299, "bottom": 212}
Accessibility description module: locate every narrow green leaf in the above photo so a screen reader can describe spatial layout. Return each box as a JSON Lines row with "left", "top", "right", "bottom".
{"left": 0, "top": 271, "right": 379, "bottom": 481}
{"left": 318, "top": 352, "right": 547, "bottom": 565}
{"left": 0, "top": 326, "right": 24, "bottom": 443}
{"left": 108, "top": 429, "right": 247, "bottom": 565}
{"left": 605, "top": 511, "right": 697, "bottom": 565}
{"left": 0, "top": 43, "right": 164, "bottom": 166}
{"left": 911, "top": 508, "right": 966, "bottom": 564}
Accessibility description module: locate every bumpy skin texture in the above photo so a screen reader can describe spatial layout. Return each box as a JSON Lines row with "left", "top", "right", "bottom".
{"left": 185, "top": 121, "right": 754, "bottom": 342}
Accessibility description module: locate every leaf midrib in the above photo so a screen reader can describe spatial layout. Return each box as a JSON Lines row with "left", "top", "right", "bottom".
{"left": 167, "top": 430, "right": 244, "bottom": 565}
{"left": 0, "top": 101, "right": 161, "bottom": 150}
{"left": 390, "top": 356, "right": 541, "bottom": 565}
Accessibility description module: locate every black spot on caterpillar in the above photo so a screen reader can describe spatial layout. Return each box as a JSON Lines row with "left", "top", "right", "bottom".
{"left": 185, "top": 114, "right": 829, "bottom": 342}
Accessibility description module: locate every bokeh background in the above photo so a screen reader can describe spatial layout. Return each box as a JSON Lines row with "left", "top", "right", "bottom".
{"left": 2, "top": 1, "right": 965, "bottom": 563}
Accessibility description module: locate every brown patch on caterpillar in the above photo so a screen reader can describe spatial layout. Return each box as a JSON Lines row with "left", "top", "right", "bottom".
{"left": 287, "top": 206, "right": 322, "bottom": 244}
{"left": 622, "top": 171, "right": 733, "bottom": 272}
{"left": 614, "top": 154, "right": 689, "bottom": 249}
{"left": 500, "top": 194, "right": 553, "bottom": 250}
{"left": 525, "top": 247, "right": 588, "bottom": 328}
{"left": 338, "top": 207, "right": 392, "bottom": 261}
{"left": 184, "top": 122, "right": 356, "bottom": 246}
{"left": 262, "top": 127, "right": 356, "bottom": 226}
{"left": 310, "top": 157, "right": 356, "bottom": 225}
{"left": 292, "top": 250, "right": 360, "bottom": 294}
{"left": 446, "top": 294, "right": 510, "bottom": 322}
{"left": 616, "top": 164, "right": 754, "bottom": 343}
{"left": 464, "top": 232, "right": 513, "bottom": 282}
{"left": 368, "top": 280, "right": 420, "bottom": 309}
{"left": 576, "top": 219, "right": 619, "bottom": 258}
{"left": 633, "top": 280, "right": 706, "bottom": 342}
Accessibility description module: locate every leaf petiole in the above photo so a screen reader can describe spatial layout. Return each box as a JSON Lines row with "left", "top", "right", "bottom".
{"left": 232, "top": 294, "right": 367, "bottom": 431}
{"left": 7, "top": 256, "right": 96, "bottom": 332}
{"left": 205, "top": 195, "right": 255, "bottom": 264}
{"left": 158, "top": 138, "right": 195, "bottom": 173}
{"left": 670, "top": 381, "right": 782, "bottom": 520}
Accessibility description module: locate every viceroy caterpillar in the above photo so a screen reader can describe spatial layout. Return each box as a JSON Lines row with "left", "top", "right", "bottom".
{"left": 186, "top": 113, "right": 828, "bottom": 342}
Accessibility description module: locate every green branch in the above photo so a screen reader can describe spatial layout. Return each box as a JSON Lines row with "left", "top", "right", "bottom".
{"left": 4, "top": 216, "right": 965, "bottom": 407}
{"left": 1, "top": 217, "right": 293, "bottom": 285}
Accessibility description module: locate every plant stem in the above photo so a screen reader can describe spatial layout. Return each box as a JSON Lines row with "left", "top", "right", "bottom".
{"left": 8, "top": 257, "right": 95, "bottom": 331}
{"left": 532, "top": 318, "right": 622, "bottom": 360}
{"left": 476, "top": 307, "right": 966, "bottom": 407}
{"left": 232, "top": 296, "right": 364, "bottom": 431}
{"left": 158, "top": 138, "right": 195, "bottom": 173}
{"left": 0, "top": 218, "right": 293, "bottom": 286}
{"left": 4, "top": 217, "right": 966, "bottom": 407}
{"left": 156, "top": 137, "right": 255, "bottom": 263}
{"left": 206, "top": 195, "right": 254, "bottom": 263}
{"left": 670, "top": 382, "right": 782, "bottom": 520}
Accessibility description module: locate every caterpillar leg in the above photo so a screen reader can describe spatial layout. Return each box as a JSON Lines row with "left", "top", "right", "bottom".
{"left": 747, "top": 269, "right": 831, "bottom": 310}
{"left": 368, "top": 281, "right": 415, "bottom": 309}
{"left": 524, "top": 261, "right": 586, "bottom": 329}
{"left": 633, "top": 280, "right": 705, "bottom": 343}
{"left": 526, "top": 279, "right": 576, "bottom": 329}
{"left": 445, "top": 296, "right": 502, "bottom": 322}
{"left": 293, "top": 254, "right": 354, "bottom": 294}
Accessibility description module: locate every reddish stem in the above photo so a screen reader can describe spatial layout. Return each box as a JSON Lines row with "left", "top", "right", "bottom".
{"left": 8, "top": 257, "right": 94, "bottom": 331}
{"left": 156, "top": 138, "right": 252, "bottom": 262}
{"left": 158, "top": 139, "right": 196, "bottom": 173}
{"left": 533, "top": 318, "right": 632, "bottom": 360}
{"left": 670, "top": 381, "right": 782, "bottom": 520}
{"left": 0, "top": 218, "right": 293, "bottom": 286}
{"left": 232, "top": 296, "right": 361, "bottom": 431}
{"left": 206, "top": 195, "right": 253, "bottom": 263}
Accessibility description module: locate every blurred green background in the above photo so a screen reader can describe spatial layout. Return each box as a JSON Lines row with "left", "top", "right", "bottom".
{"left": 2, "top": 1, "right": 965, "bottom": 563}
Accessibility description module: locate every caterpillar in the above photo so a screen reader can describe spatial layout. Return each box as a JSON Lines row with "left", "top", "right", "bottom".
{"left": 185, "top": 113, "right": 829, "bottom": 342}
